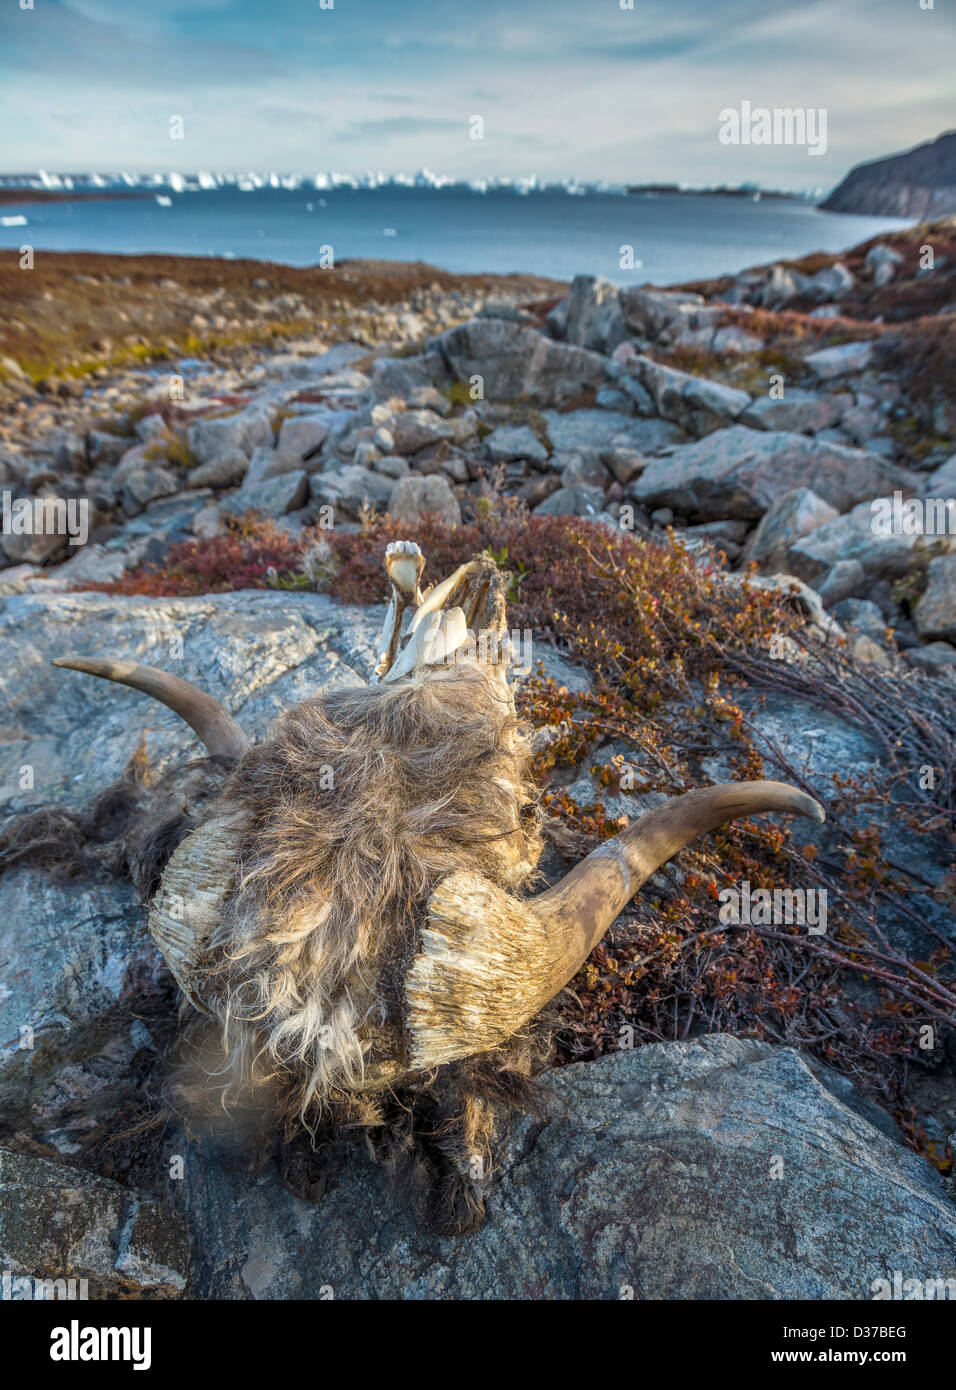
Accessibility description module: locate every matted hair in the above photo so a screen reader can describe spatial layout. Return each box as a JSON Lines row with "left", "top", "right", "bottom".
{"left": 204, "top": 659, "right": 544, "bottom": 1128}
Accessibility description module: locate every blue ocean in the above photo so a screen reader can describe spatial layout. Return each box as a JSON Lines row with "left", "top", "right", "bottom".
{"left": 0, "top": 182, "right": 912, "bottom": 285}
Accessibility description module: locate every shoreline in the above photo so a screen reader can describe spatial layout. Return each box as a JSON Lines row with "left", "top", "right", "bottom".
{"left": 0, "top": 188, "right": 150, "bottom": 206}
{"left": 2, "top": 214, "right": 945, "bottom": 389}
{"left": 0, "top": 251, "right": 565, "bottom": 387}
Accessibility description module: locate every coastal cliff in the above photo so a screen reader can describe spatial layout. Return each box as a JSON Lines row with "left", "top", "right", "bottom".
{"left": 822, "top": 130, "right": 956, "bottom": 217}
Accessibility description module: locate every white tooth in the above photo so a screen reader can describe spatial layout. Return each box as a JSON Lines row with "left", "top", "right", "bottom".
{"left": 408, "top": 561, "right": 479, "bottom": 635}
{"left": 424, "top": 607, "right": 468, "bottom": 667}
{"left": 383, "top": 616, "right": 435, "bottom": 683}
{"left": 383, "top": 608, "right": 470, "bottom": 683}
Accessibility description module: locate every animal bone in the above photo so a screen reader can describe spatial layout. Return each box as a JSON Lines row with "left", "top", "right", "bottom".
{"left": 51, "top": 655, "right": 247, "bottom": 760}
{"left": 372, "top": 540, "right": 425, "bottom": 681}
{"left": 53, "top": 541, "right": 824, "bottom": 1227}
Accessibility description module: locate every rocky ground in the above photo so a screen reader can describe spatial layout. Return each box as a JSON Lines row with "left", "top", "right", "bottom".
{"left": 1, "top": 224, "right": 955, "bottom": 1299}
{"left": 2, "top": 220, "right": 955, "bottom": 667}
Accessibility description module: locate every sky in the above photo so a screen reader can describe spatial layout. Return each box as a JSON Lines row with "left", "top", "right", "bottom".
{"left": 0, "top": 0, "right": 953, "bottom": 190}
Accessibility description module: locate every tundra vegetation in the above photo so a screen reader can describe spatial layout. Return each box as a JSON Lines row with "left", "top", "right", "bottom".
{"left": 67, "top": 504, "right": 956, "bottom": 1183}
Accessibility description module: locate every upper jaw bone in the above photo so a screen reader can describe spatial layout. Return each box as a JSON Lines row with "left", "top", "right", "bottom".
{"left": 373, "top": 541, "right": 426, "bottom": 682}
{"left": 385, "top": 539, "right": 425, "bottom": 601}
{"left": 375, "top": 543, "right": 514, "bottom": 686}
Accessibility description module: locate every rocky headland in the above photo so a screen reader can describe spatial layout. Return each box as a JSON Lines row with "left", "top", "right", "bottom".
{"left": 821, "top": 130, "right": 956, "bottom": 219}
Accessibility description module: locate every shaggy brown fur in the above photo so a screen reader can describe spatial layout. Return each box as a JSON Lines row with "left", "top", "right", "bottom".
{"left": 204, "top": 660, "right": 543, "bottom": 1123}
{"left": 2, "top": 659, "right": 554, "bottom": 1233}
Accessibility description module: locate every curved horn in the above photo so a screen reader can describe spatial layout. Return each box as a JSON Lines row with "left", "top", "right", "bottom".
{"left": 52, "top": 656, "right": 248, "bottom": 761}
{"left": 406, "top": 780, "right": 824, "bottom": 1069}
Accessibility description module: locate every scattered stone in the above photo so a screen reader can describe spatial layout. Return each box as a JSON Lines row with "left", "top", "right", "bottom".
{"left": 186, "top": 407, "right": 272, "bottom": 465}
{"left": 740, "top": 389, "right": 849, "bottom": 434}
{"left": 221, "top": 469, "right": 309, "bottom": 520}
{"left": 924, "top": 454, "right": 956, "bottom": 495}
{"left": 788, "top": 499, "right": 945, "bottom": 582}
{"left": 54, "top": 435, "right": 89, "bottom": 474}
{"left": 542, "top": 407, "right": 682, "bottom": 455}
{"left": 0, "top": 1149, "right": 188, "bottom": 1298}
{"left": 243, "top": 446, "right": 303, "bottom": 489}
{"left": 310, "top": 465, "right": 392, "bottom": 518}
{"left": 407, "top": 385, "right": 452, "bottom": 417}
{"left": 807, "top": 262, "right": 855, "bottom": 299}
{"left": 562, "top": 275, "right": 628, "bottom": 353}
{"left": 916, "top": 553, "right": 956, "bottom": 641}
{"left": 52, "top": 543, "right": 130, "bottom": 588}
{"left": 743, "top": 488, "right": 839, "bottom": 571}
{"left": 545, "top": 298, "right": 568, "bottom": 338}
{"left": 812, "top": 558, "right": 866, "bottom": 607}
{"left": 277, "top": 413, "right": 328, "bottom": 458}
{"left": 831, "top": 597, "right": 891, "bottom": 643}
{"left": 602, "top": 447, "right": 648, "bottom": 485}
{"left": 484, "top": 424, "right": 549, "bottom": 465}
{"left": 805, "top": 342, "right": 875, "bottom": 379}
{"left": 848, "top": 633, "right": 893, "bottom": 667}
{"left": 370, "top": 351, "right": 450, "bottom": 401}
{"left": 630, "top": 355, "right": 750, "bottom": 433}
{"left": 631, "top": 426, "right": 908, "bottom": 521}
{"left": 388, "top": 473, "right": 461, "bottom": 526}
{"left": 372, "top": 454, "right": 410, "bottom": 479}
{"left": 191, "top": 502, "right": 224, "bottom": 539}
{"left": 435, "top": 319, "right": 606, "bottom": 403}
{"left": 865, "top": 243, "right": 903, "bottom": 287}
{"left": 133, "top": 413, "right": 169, "bottom": 443}
{"left": 516, "top": 473, "right": 561, "bottom": 507}
{"left": 559, "top": 451, "right": 610, "bottom": 489}
{"left": 111, "top": 443, "right": 152, "bottom": 487}
{"left": 841, "top": 401, "right": 886, "bottom": 447}
{"left": 534, "top": 483, "right": 605, "bottom": 518}
{"left": 711, "top": 324, "right": 763, "bottom": 355}
{"left": 121, "top": 465, "right": 178, "bottom": 516}
{"left": 684, "top": 519, "right": 749, "bottom": 543}
{"left": 86, "top": 429, "right": 130, "bottom": 468}
{"left": 0, "top": 508, "right": 68, "bottom": 566}
{"left": 187, "top": 448, "right": 248, "bottom": 490}
{"left": 0, "top": 355, "right": 28, "bottom": 381}
{"left": 757, "top": 264, "right": 807, "bottom": 308}
{"left": 619, "top": 285, "right": 704, "bottom": 340}
{"left": 389, "top": 408, "right": 454, "bottom": 456}
{"left": 595, "top": 386, "right": 632, "bottom": 411}
{"left": 905, "top": 641, "right": 956, "bottom": 673}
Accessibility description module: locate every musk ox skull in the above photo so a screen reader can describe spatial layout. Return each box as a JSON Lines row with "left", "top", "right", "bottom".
{"left": 54, "top": 540, "right": 823, "bottom": 1229}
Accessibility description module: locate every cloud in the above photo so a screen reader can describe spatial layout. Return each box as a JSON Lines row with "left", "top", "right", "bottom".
{"left": 336, "top": 116, "right": 465, "bottom": 142}
{"left": 0, "top": 0, "right": 953, "bottom": 187}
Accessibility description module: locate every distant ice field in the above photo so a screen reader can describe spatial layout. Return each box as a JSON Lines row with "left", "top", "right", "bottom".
{"left": 0, "top": 183, "right": 912, "bottom": 285}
